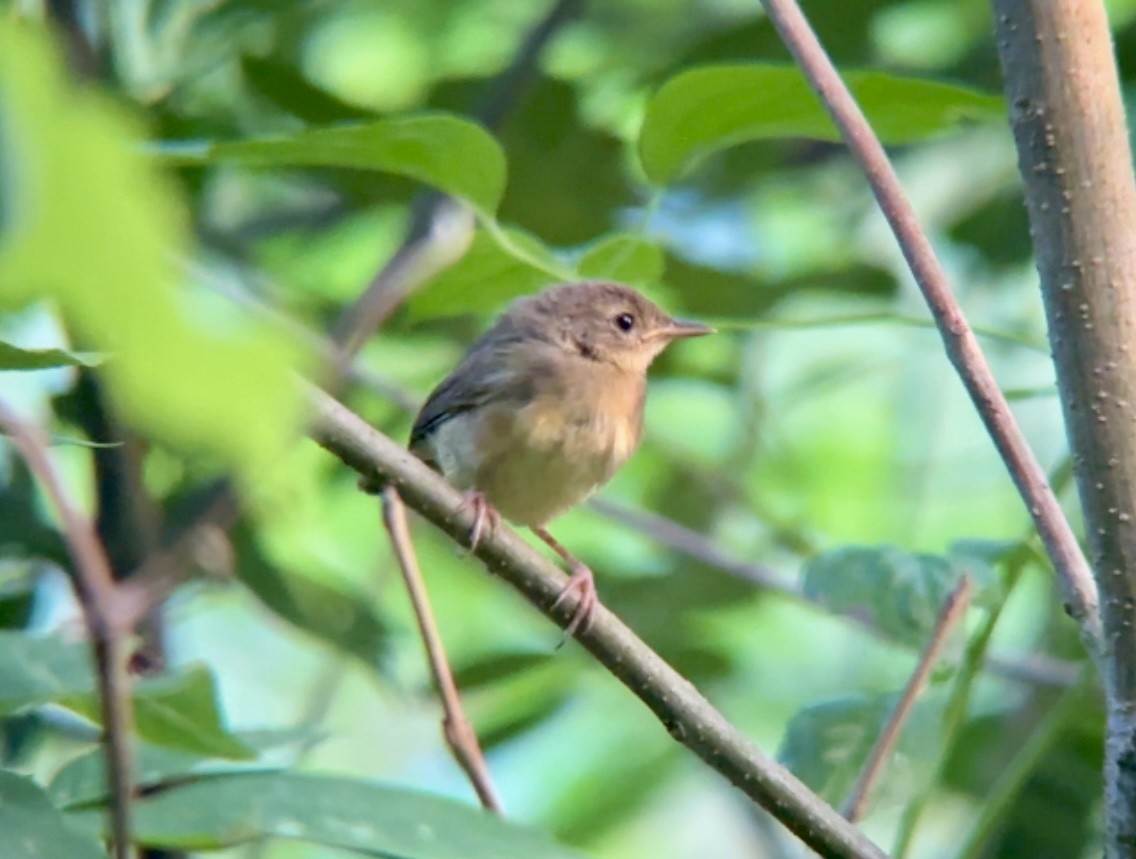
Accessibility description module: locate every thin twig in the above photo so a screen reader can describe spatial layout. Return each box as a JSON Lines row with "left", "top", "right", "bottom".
{"left": 306, "top": 385, "right": 887, "bottom": 859}
{"left": 757, "top": 0, "right": 1102, "bottom": 658}
{"left": 841, "top": 576, "right": 973, "bottom": 822}
{"left": 0, "top": 401, "right": 134, "bottom": 859}
{"left": 380, "top": 487, "right": 503, "bottom": 813}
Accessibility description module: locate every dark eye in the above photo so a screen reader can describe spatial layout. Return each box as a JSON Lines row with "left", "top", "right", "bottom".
{"left": 615, "top": 313, "right": 635, "bottom": 332}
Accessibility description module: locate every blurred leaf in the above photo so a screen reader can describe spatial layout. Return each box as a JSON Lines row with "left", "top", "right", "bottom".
{"left": 241, "top": 55, "right": 374, "bottom": 125}
{"left": 0, "top": 458, "right": 67, "bottom": 567}
{"left": 0, "top": 22, "right": 306, "bottom": 483}
{"left": 802, "top": 545, "right": 976, "bottom": 646}
{"left": 408, "top": 227, "right": 557, "bottom": 319}
{"left": 0, "top": 632, "right": 252, "bottom": 759}
{"left": 577, "top": 234, "right": 665, "bottom": 286}
{"left": 162, "top": 114, "right": 506, "bottom": 217}
{"left": 0, "top": 341, "right": 102, "bottom": 371}
{"left": 639, "top": 64, "right": 1004, "bottom": 184}
{"left": 232, "top": 526, "right": 389, "bottom": 669}
{"left": 50, "top": 741, "right": 276, "bottom": 808}
{"left": 0, "top": 567, "right": 36, "bottom": 629}
{"left": 64, "top": 665, "right": 255, "bottom": 760}
{"left": 0, "top": 770, "right": 106, "bottom": 859}
{"left": 67, "top": 771, "right": 589, "bottom": 858}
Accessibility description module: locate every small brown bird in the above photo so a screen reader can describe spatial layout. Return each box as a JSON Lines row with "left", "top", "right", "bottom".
{"left": 410, "top": 281, "right": 714, "bottom": 637}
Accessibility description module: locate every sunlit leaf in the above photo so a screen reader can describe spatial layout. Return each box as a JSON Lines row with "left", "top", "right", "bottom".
{"left": 160, "top": 115, "right": 506, "bottom": 217}
{"left": 0, "top": 22, "right": 306, "bottom": 482}
{"left": 0, "top": 341, "right": 102, "bottom": 370}
{"left": 66, "top": 771, "right": 589, "bottom": 858}
{"left": 576, "top": 234, "right": 665, "bottom": 286}
{"left": 639, "top": 64, "right": 1004, "bottom": 184}
{"left": 801, "top": 545, "right": 974, "bottom": 646}
{"left": 0, "top": 770, "right": 106, "bottom": 859}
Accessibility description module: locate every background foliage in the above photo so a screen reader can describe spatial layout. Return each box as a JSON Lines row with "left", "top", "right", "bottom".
{"left": 2, "top": 0, "right": 1133, "bottom": 856}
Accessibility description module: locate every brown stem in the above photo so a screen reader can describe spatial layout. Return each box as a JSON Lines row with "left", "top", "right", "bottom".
{"left": 990, "top": 3, "right": 1136, "bottom": 854}
{"left": 380, "top": 487, "right": 503, "bottom": 814}
{"left": 305, "top": 385, "right": 887, "bottom": 859}
{"left": 0, "top": 401, "right": 134, "bottom": 859}
{"left": 757, "top": 0, "right": 1102, "bottom": 658}
{"left": 841, "top": 576, "right": 973, "bottom": 822}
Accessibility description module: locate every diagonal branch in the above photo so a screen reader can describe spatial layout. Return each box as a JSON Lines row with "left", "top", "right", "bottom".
{"left": 305, "top": 385, "right": 887, "bottom": 859}
{"left": 380, "top": 487, "right": 503, "bottom": 813}
{"left": 0, "top": 401, "right": 134, "bottom": 859}
{"left": 757, "top": 0, "right": 1102, "bottom": 658}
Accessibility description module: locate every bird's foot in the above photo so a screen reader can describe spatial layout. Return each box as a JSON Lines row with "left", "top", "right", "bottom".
{"left": 457, "top": 490, "right": 500, "bottom": 552}
{"left": 551, "top": 562, "right": 598, "bottom": 645}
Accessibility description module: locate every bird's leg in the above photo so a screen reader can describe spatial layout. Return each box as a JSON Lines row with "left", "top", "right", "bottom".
{"left": 531, "top": 526, "right": 598, "bottom": 641}
{"left": 456, "top": 490, "right": 500, "bottom": 552}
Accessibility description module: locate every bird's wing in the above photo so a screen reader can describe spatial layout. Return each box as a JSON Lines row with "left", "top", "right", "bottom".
{"left": 409, "top": 334, "right": 543, "bottom": 457}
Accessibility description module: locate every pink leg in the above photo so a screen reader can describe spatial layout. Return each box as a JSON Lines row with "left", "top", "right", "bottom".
{"left": 457, "top": 490, "right": 500, "bottom": 551}
{"left": 532, "top": 526, "right": 599, "bottom": 640}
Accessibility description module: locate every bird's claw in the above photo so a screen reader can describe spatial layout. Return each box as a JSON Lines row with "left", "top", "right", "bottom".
{"left": 552, "top": 562, "right": 597, "bottom": 646}
{"left": 457, "top": 490, "right": 500, "bottom": 553}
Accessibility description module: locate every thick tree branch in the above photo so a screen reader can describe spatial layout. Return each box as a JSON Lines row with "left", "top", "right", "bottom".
{"left": 758, "top": 0, "right": 1103, "bottom": 657}
{"left": 990, "top": 3, "right": 1136, "bottom": 854}
{"left": 0, "top": 401, "right": 134, "bottom": 859}
{"left": 305, "top": 386, "right": 887, "bottom": 859}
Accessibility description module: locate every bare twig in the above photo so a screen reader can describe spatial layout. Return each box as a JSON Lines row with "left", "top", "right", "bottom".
{"left": 306, "top": 385, "right": 887, "bottom": 859}
{"left": 841, "top": 576, "right": 973, "bottom": 822}
{"left": 757, "top": 0, "right": 1102, "bottom": 658}
{"left": 380, "top": 487, "right": 503, "bottom": 813}
{"left": 0, "top": 401, "right": 134, "bottom": 859}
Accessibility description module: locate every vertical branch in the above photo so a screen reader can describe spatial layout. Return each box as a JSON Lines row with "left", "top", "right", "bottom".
{"left": 0, "top": 401, "right": 134, "bottom": 859}
{"left": 756, "top": 0, "right": 1102, "bottom": 656}
{"left": 380, "top": 487, "right": 503, "bottom": 814}
{"left": 841, "top": 576, "right": 972, "bottom": 822}
{"left": 990, "top": 3, "right": 1136, "bottom": 855}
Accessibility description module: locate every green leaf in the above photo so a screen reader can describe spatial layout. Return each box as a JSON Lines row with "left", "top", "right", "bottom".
{"left": 0, "top": 341, "right": 102, "bottom": 370}
{"left": 0, "top": 770, "right": 107, "bottom": 859}
{"left": 50, "top": 742, "right": 276, "bottom": 809}
{"left": 162, "top": 114, "right": 506, "bottom": 217}
{"left": 639, "top": 64, "right": 1005, "bottom": 184}
{"left": 801, "top": 545, "right": 971, "bottom": 647}
{"left": 777, "top": 692, "right": 940, "bottom": 806}
{"left": 0, "top": 632, "right": 253, "bottom": 759}
{"left": 0, "top": 22, "right": 306, "bottom": 483}
{"left": 576, "top": 234, "right": 665, "bottom": 286}
{"left": 233, "top": 526, "right": 389, "bottom": 668}
{"left": 408, "top": 227, "right": 558, "bottom": 319}
{"left": 67, "top": 771, "right": 589, "bottom": 858}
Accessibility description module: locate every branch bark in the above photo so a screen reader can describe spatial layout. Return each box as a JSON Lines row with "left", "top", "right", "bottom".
{"left": 305, "top": 385, "right": 887, "bottom": 859}
{"left": 991, "top": 3, "right": 1136, "bottom": 854}
{"left": 757, "top": 0, "right": 1103, "bottom": 658}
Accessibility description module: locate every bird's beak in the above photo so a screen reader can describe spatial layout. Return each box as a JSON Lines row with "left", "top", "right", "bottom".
{"left": 653, "top": 318, "right": 716, "bottom": 340}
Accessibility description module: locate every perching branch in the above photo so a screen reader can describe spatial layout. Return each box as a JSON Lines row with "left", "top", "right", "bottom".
{"left": 305, "top": 385, "right": 887, "bottom": 859}
{"left": 757, "top": 0, "right": 1103, "bottom": 658}
{"left": 990, "top": 3, "right": 1136, "bottom": 854}
{"left": 841, "top": 576, "right": 972, "bottom": 822}
{"left": 380, "top": 487, "right": 503, "bottom": 814}
{"left": 0, "top": 401, "right": 134, "bottom": 859}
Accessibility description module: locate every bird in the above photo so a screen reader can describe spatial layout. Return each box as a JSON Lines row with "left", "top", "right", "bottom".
{"left": 409, "top": 281, "right": 714, "bottom": 638}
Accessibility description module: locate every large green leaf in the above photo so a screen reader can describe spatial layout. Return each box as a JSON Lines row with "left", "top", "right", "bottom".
{"left": 0, "top": 22, "right": 306, "bottom": 482}
{"left": 777, "top": 692, "right": 941, "bottom": 807}
{"left": 162, "top": 115, "right": 506, "bottom": 217}
{"left": 639, "top": 64, "right": 1005, "bottom": 184}
{"left": 801, "top": 545, "right": 975, "bottom": 647}
{"left": 0, "top": 341, "right": 101, "bottom": 370}
{"left": 0, "top": 632, "right": 253, "bottom": 759}
{"left": 66, "top": 771, "right": 589, "bottom": 858}
{"left": 0, "top": 770, "right": 106, "bottom": 859}
{"left": 576, "top": 234, "right": 665, "bottom": 287}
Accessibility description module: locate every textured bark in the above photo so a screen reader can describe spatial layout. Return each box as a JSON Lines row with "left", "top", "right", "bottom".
{"left": 992, "top": 3, "right": 1136, "bottom": 854}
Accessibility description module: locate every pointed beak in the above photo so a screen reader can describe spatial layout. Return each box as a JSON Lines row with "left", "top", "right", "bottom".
{"left": 652, "top": 318, "right": 716, "bottom": 341}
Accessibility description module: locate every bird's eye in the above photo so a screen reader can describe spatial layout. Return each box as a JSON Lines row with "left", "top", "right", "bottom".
{"left": 615, "top": 313, "right": 635, "bottom": 332}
